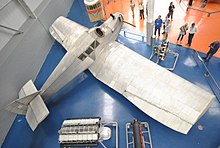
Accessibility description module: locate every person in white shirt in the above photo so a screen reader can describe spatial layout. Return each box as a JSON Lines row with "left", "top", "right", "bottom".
{"left": 164, "top": 19, "right": 171, "bottom": 41}
{"left": 162, "top": 15, "right": 168, "bottom": 34}
{"left": 130, "top": 0, "right": 135, "bottom": 18}
{"left": 186, "top": 23, "right": 197, "bottom": 47}
{"left": 139, "top": 2, "right": 144, "bottom": 20}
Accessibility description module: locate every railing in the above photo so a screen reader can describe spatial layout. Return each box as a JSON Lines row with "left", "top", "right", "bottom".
{"left": 181, "top": 1, "right": 220, "bottom": 17}
{"left": 187, "top": 6, "right": 220, "bottom": 17}
{"left": 121, "top": 29, "right": 146, "bottom": 42}
{"left": 192, "top": 50, "right": 220, "bottom": 102}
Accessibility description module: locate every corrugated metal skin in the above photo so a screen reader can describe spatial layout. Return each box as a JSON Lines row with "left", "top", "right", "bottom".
{"left": 0, "top": 0, "right": 74, "bottom": 146}
{"left": 0, "top": 0, "right": 11, "bottom": 10}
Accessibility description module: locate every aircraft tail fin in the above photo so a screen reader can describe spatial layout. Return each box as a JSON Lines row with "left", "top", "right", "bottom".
{"left": 5, "top": 80, "right": 49, "bottom": 131}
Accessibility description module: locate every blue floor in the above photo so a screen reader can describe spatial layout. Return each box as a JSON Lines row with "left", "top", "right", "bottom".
{"left": 2, "top": 0, "right": 220, "bottom": 148}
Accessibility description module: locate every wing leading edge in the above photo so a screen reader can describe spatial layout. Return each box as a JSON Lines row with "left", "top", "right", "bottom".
{"left": 89, "top": 41, "right": 215, "bottom": 134}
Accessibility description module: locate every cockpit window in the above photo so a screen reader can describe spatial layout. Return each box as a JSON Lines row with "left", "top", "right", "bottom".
{"left": 95, "top": 28, "right": 104, "bottom": 37}
{"left": 91, "top": 40, "right": 100, "bottom": 49}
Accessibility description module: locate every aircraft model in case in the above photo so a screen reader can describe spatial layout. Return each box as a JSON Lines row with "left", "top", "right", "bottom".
{"left": 6, "top": 13, "right": 214, "bottom": 134}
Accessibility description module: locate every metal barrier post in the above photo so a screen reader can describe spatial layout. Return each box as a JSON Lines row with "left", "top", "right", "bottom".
{"left": 204, "top": 71, "right": 209, "bottom": 77}
{"left": 150, "top": 35, "right": 156, "bottom": 46}
{"left": 207, "top": 13, "right": 210, "bottom": 17}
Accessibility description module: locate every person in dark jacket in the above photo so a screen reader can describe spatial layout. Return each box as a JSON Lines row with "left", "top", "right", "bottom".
{"left": 188, "top": 0, "right": 193, "bottom": 6}
{"left": 167, "top": 2, "right": 175, "bottom": 20}
{"left": 202, "top": 40, "right": 220, "bottom": 62}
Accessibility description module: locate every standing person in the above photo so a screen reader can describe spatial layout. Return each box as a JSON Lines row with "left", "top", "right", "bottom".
{"left": 162, "top": 15, "right": 168, "bottom": 34}
{"left": 202, "top": 40, "right": 220, "bottom": 62}
{"left": 139, "top": 2, "right": 144, "bottom": 20}
{"left": 188, "top": 0, "right": 193, "bottom": 6}
{"left": 146, "top": 1, "right": 148, "bottom": 17}
{"left": 163, "top": 19, "right": 171, "bottom": 41}
{"left": 130, "top": 0, "right": 135, "bottom": 18}
{"left": 167, "top": 2, "right": 175, "bottom": 20}
{"left": 107, "top": 0, "right": 116, "bottom": 4}
{"left": 154, "top": 15, "right": 163, "bottom": 37}
{"left": 176, "top": 23, "right": 188, "bottom": 43}
{"left": 186, "top": 23, "right": 197, "bottom": 47}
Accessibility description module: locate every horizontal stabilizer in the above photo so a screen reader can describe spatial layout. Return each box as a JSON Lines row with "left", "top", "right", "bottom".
{"left": 5, "top": 91, "right": 40, "bottom": 115}
{"left": 5, "top": 80, "right": 49, "bottom": 131}
{"left": 26, "top": 95, "right": 49, "bottom": 131}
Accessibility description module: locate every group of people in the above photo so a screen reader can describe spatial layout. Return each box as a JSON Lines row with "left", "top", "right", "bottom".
{"left": 130, "top": 0, "right": 146, "bottom": 19}
{"left": 154, "top": 2, "right": 197, "bottom": 46}
{"left": 154, "top": 2, "right": 219, "bottom": 61}
{"left": 129, "top": 1, "right": 219, "bottom": 62}
{"left": 154, "top": 2, "right": 174, "bottom": 41}
{"left": 177, "top": 22, "right": 197, "bottom": 47}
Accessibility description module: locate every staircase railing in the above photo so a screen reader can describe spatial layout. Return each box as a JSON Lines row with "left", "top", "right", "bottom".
{"left": 192, "top": 50, "right": 220, "bottom": 102}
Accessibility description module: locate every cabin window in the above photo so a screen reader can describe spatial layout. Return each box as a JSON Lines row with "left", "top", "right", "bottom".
{"left": 78, "top": 53, "right": 87, "bottom": 61}
{"left": 85, "top": 47, "right": 93, "bottom": 55}
{"left": 91, "top": 40, "right": 100, "bottom": 49}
